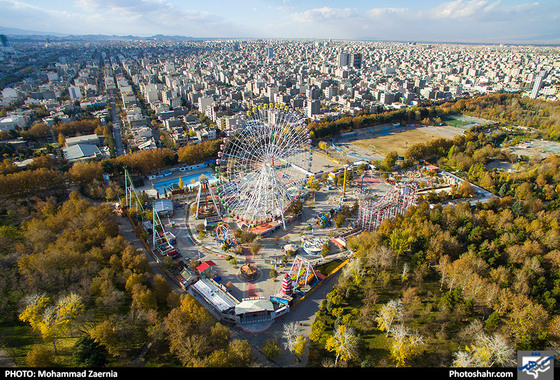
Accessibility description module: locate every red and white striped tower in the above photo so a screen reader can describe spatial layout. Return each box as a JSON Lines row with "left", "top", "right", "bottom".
{"left": 281, "top": 274, "right": 293, "bottom": 296}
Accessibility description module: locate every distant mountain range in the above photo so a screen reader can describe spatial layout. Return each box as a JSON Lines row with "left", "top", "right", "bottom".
{"left": 0, "top": 25, "right": 197, "bottom": 42}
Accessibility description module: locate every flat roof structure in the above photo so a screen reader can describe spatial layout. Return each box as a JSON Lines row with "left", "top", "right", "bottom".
{"left": 63, "top": 144, "right": 102, "bottom": 162}
{"left": 235, "top": 298, "right": 274, "bottom": 316}
{"left": 153, "top": 199, "right": 174, "bottom": 216}
{"left": 191, "top": 278, "right": 239, "bottom": 313}
{"left": 65, "top": 134, "right": 100, "bottom": 147}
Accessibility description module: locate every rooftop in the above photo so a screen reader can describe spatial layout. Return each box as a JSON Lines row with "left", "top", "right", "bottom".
{"left": 191, "top": 278, "right": 239, "bottom": 313}
{"left": 62, "top": 143, "right": 101, "bottom": 161}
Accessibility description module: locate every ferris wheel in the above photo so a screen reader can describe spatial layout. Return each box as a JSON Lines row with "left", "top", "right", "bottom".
{"left": 216, "top": 104, "right": 312, "bottom": 229}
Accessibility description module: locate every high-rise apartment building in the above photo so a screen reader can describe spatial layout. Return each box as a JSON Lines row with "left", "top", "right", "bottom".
{"left": 339, "top": 52, "right": 361, "bottom": 69}
{"left": 0, "top": 35, "right": 8, "bottom": 48}
{"left": 68, "top": 85, "right": 82, "bottom": 100}
{"left": 530, "top": 70, "right": 548, "bottom": 99}
{"left": 306, "top": 99, "right": 320, "bottom": 117}
{"left": 198, "top": 96, "right": 214, "bottom": 113}
{"left": 338, "top": 52, "right": 350, "bottom": 68}
{"left": 351, "top": 53, "right": 362, "bottom": 69}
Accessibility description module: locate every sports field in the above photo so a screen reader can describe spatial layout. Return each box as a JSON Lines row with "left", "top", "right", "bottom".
{"left": 442, "top": 114, "right": 493, "bottom": 128}
{"left": 351, "top": 128, "right": 447, "bottom": 156}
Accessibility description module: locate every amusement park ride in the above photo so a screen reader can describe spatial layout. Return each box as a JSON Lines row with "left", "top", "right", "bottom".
{"left": 215, "top": 222, "right": 238, "bottom": 247}
{"left": 286, "top": 256, "right": 324, "bottom": 291}
{"left": 194, "top": 175, "right": 222, "bottom": 219}
{"left": 152, "top": 202, "right": 179, "bottom": 259}
{"left": 357, "top": 185, "right": 418, "bottom": 231}
{"left": 215, "top": 103, "right": 313, "bottom": 230}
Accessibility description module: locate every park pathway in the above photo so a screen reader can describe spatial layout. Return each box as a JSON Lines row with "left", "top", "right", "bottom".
{"left": 0, "top": 349, "right": 16, "bottom": 367}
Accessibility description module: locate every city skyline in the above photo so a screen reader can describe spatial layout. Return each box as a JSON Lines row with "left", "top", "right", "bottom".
{"left": 1, "top": 0, "right": 560, "bottom": 44}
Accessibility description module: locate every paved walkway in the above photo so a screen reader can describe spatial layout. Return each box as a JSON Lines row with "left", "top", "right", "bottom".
{"left": 0, "top": 349, "right": 16, "bottom": 367}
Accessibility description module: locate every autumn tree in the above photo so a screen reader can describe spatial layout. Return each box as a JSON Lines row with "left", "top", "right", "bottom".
{"left": 204, "top": 339, "right": 254, "bottom": 367}
{"left": 325, "top": 324, "right": 359, "bottom": 367}
{"left": 0, "top": 159, "right": 20, "bottom": 175}
{"left": 113, "top": 147, "right": 176, "bottom": 175}
{"left": 282, "top": 321, "right": 307, "bottom": 362}
{"left": 19, "top": 194, "right": 122, "bottom": 293}
{"left": 376, "top": 299, "right": 403, "bottom": 337}
{"left": 382, "top": 151, "right": 399, "bottom": 171}
{"left": 341, "top": 257, "right": 364, "bottom": 285}
{"left": 261, "top": 338, "right": 282, "bottom": 360}
{"left": 52, "top": 119, "right": 101, "bottom": 136}
{"left": 67, "top": 161, "right": 103, "bottom": 185}
{"left": 177, "top": 139, "right": 220, "bottom": 165}
{"left": 452, "top": 332, "right": 515, "bottom": 367}
{"left": 89, "top": 320, "right": 122, "bottom": 357}
{"left": 25, "top": 345, "right": 56, "bottom": 367}
{"left": 505, "top": 294, "right": 549, "bottom": 347}
{"left": 455, "top": 180, "right": 476, "bottom": 198}
{"left": 19, "top": 293, "right": 85, "bottom": 354}
{"left": 389, "top": 229, "right": 411, "bottom": 263}
{"left": 0, "top": 168, "right": 65, "bottom": 199}
{"left": 26, "top": 123, "right": 50, "bottom": 139}
{"left": 388, "top": 324, "right": 424, "bottom": 367}
{"left": 163, "top": 294, "right": 249, "bottom": 367}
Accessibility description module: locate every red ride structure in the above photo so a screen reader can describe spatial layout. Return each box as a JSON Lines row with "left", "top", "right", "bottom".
{"left": 281, "top": 274, "right": 293, "bottom": 296}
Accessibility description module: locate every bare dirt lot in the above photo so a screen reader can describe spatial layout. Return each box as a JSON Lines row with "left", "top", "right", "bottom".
{"left": 509, "top": 140, "right": 560, "bottom": 159}
{"left": 351, "top": 126, "right": 464, "bottom": 156}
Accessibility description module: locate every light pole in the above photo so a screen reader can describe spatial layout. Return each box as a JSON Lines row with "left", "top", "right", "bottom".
{"left": 342, "top": 164, "right": 349, "bottom": 201}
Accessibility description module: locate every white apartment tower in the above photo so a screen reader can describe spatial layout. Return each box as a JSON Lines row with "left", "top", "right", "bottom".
{"left": 68, "top": 85, "right": 82, "bottom": 100}
{"left": 530, "top": 70, "right": 548, "bottom": 99}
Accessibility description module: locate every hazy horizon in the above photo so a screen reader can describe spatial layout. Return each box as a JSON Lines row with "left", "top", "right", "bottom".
{"left": 1, "top": 0, "right": 559, "bottom": 44}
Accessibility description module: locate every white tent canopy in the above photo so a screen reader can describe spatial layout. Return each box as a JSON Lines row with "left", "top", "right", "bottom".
{"left": 191, "top": 278, "right": 239, "bottom": 312}
{"left": 235, "top": 298, "right": 274, "bottom": 315}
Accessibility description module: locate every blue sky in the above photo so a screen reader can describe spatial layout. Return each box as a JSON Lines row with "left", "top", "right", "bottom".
{"left": 1, "top": 0, "right": 559, "bottom": 43}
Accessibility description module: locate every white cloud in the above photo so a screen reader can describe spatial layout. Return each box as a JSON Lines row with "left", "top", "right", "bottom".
{"left": 291, "top": 7, "right": 357, "bottom": 23}
{"left": 431, "top": 0, "right": 502, "bottom": 19}
{"left": 76, "top": 0, "right": 172, "bottom": 14}
{"left": 2, "top": 0, "right": 254, "bottom": 37}
{"left": 366, "top": 7, "right": 409, "bottom": 18}
{"left": 287, "top": 1, "right": 559, "bottom": 43}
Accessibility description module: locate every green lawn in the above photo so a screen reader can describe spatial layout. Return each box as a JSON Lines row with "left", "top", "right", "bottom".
{"left": 0, "top": 323, "right": 42, "bottom": 366}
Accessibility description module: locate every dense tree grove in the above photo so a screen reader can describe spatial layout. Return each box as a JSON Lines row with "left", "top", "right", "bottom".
{"left": 308, "top": 107, "right": 435, "bottom": 138}
{"left": 0, "top": 168, "right": 66, "bottom": 199}
{"left": 438, "top": 93, "right": 560, "bottom": 141}
{"left": 0, "top": 192, "right": 253, "bottom": 367}
{"left": 308, "top": 129, "right": 560, "bottom": 367}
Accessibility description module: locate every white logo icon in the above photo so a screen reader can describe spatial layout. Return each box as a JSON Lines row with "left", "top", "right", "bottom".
{"left": 519, "top": 354, "right": 554, "bottom": 379}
